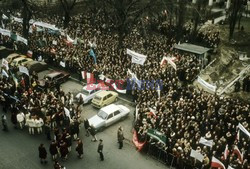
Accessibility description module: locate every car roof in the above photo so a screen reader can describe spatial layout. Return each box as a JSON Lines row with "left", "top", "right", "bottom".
{"left": 100, "top": 104, "right": 119, "bottom": 114}
{"left": 7, "top": 53, "right": 19, "bottom": 58}
{"left": 46, "top": 72, "right": 62, "bottom": 78}
{"left": 83, "top": 84, "right": 98, "bottom": 91}
{"left": 95, "top": 91, "right": 111, "bottom": 97}
{"left": 13, "top": 57, "right": 27, "bottom": 61}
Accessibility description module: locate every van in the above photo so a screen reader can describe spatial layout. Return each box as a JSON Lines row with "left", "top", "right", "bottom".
{"left": 91, "top": 91, "right": 118, "bottom": 108}
{"left": 10, "top": 56, "right": 33, "bottom": 67}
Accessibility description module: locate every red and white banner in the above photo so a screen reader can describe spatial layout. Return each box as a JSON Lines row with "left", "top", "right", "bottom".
{"left": 211, "top": 156, "right": 225, "bottom": 169}
{"left": 86, "top": 72, "right": 95, "bottom": 84}
{"left": 132, "top": 130, "right": 146, "bottom": 151}
{"left": 233, "top": 145, "right": 243, "bottom": 163}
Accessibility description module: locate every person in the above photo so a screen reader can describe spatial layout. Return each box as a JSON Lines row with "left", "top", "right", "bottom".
{"left": 89, "top": 125, "right": 97, "bottom": 142}
{"left": 83, "top": 118, "right": 90, "bottom": 136}
{"left": 97, "top": 139, "right": 104, "bottom": 161}
{"left": 65, "top": 133, "right": 72, "bottom": 152}
{"left": 11, "top": 111, "right": 18, "bottom": 129}
{"left": 16, "top": 111, "right": 25, "bottom": 129}
{"left": 38, "top": 144, "right": 47, "bottom": 164}
{"left": 117, "top": 126, "right": 124, "bottom": 149}
{"left": 26, "top": 116, "right": 35, "bottom": 135}
{"left": 44, "top": 121, "right": 52, "bottom": 140}
{"left": 49, "top": 140, "right": 58, "bottom": 161}
{"left": 75, "top": 138, "right": 83, "bottom": 159}
{"left": 1, "top": 114, "right": 8, "bottom": 131}
{"left": 59, "top": 140, "right": 68, "bottom": 161}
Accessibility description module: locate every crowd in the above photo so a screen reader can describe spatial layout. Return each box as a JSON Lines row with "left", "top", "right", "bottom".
{"left": 0, "top": 5, "right": 249, "bottom": 169}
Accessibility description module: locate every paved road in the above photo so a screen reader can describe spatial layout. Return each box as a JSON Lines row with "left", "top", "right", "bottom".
{"left": 0, "top": 70, "right": 169, "bottom": 169}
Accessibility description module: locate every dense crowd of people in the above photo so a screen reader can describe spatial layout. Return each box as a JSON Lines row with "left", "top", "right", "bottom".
{"left": 0, "top": 5, "right": 249, "bottom": 169}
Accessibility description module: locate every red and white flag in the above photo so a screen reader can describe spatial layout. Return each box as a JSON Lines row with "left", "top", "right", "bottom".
{"left": 223, "top": 144, "right": 229, "bottom": 160}
{"left": 211, "top": 156, "right": 225, "bottom": 169}
{"left": 132, "top": 130, "right": 146, "bottom": 151}
{"left": 86, "top": 72, "right": 95, "bottom": 84}
{"left": 233, "top": 145, "right": 243, "bottom": 163}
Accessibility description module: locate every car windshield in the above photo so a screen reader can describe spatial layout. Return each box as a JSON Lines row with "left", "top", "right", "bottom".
{"left": 82, "top": 89, "right": 90, "bottom": 96}
{"left": 94, "top": 95, "right": 102, "bottom": 101}
{"left": 97, "top": 110, "right": 108, "bottom": 119}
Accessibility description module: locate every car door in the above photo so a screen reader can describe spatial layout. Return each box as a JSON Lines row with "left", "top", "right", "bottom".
{"left": 106, "top": 93, "right": 113, "bottom": 104}
{"left": 113, "top": 110, "right": 122, "bottom": 123}
{"left": 105, "top": 113, "right": 114, "bottom": 127}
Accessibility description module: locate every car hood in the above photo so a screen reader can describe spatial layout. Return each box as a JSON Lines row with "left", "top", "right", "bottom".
{"left": 88, "top": 115, "right": 105, "bottom": 128}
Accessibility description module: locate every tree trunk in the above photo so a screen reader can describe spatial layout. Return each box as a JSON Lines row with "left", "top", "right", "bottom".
{"left": 229, "top": 0, "right": 242, "bottom": 40}
{"left": 64, "top": 11, "right": 70, "bottom": 29}
{"left": 22, "top": 7, "right": 31, "bottom": 40}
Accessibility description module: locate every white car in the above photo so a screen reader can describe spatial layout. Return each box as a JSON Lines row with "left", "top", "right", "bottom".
{"left": 76, "top": 83, "right": 109, "bottom": 104}
{"left": 88, "top": 104, "right": 130, "bottom": 131}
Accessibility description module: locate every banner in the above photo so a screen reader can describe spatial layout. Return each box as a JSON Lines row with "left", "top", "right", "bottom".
{"left": 0, "top": 28, "right": 11, "bottom": 36}
{"left": 132, "top": 130, "right": 146, "bottom": 151}
{"left": 2, "top": 58, "right": 9, "bottom": 70}
{"left": 127, "top": 49, "right": 147, "bottom": 65}
{"left": 197, "top": 76, "right": 216, "bottom": 93}
{"left": 64, "top": 107, "right": 71, "bottom": 119}
{"left": 199, "top": 137, "right": 213, "bottom": 147}
{"left": 127, "top": 69, "right": 141, "bottom": 88}
{"left": 16, "top": 35, "right": 28, "bottom": 45}
{"left": 190, "top": 149, "right": 204, "bottom": 162}
{"left": 211, "top": 156, "right": 225, "bottom": 169}
{"left": 237, "top": 123, "right": 250, "bottom": 138}
{"left": 112, "top": 83, "right": 126, "bottom": 94}
{"left": 147, "top": 128, "right": 166, "bottom": 145}
{"left": 19, "top": 66, "right": 29, "bottom": 76}
{"left": 33, "top": 21, "right": 59, "bottom": 31}
{"left": 2, "top": 14, "right": 8, "bottom": 20}
{"left": 2, "top": 69, "right": 9, "bottom": 77}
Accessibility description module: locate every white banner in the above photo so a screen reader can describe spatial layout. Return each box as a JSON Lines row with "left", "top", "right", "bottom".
{"left": 238, "top": 123, "right": 250, "bottom": 138}
{"left": 33, "top": 21, "right": 59, "bottom": 31}
{"left": 2, "top": 69, "right": 9, "bottom": 77}
{"left": 127, "top": 69, "right": 141, "bottom": 87}
{"left": 2, "top": 58, "right": 9, "bottom": 70}
{"left": 112, "top": 83, "right": 126, "bottom": 94}
{"left": 199, "top": 137, "right": 213, "bottom": 147}
{"left": 16, "top": 35, "right": 28, "bottom": 45}
{"left": 2, "top": 14, "right": 8, "bottom": 20}
{"left": 127, "top": 49, "right": 147, "bottom": 65}
{"left": 197, "top": 76, "right": 216, "bottom": 93}
{"left": 19, "top": 66, "right": 29, "bottom": 76}
{"left": 190, "top": 149, "right": 204, "bottom": 162}
{"left": 0, "top": 28, "right": 11, "bottom": 36}
{"left": 64, "top": 107, "right": 71, "bottom": 119}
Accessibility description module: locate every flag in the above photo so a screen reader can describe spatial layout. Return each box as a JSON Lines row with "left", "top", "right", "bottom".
{"left": 211, "top": 156, "right": 225, "bottom": 169}
{"left": 2, "top": 69, "right": 8, "bottom": 77}
{"left": 86, "top": 72, "right": 94, "bottom": 84}
{"left": 19, "top": 66, "right": 29, "bottom": 76}
{"left": 2, "top": 58, "right": 9, "bottom": 70}
{"left": 237, "top": 123, "right": 250, "bottom": 138}
{"left": 190, "top": 149, "right": 204, "bottom": 162}
{"left": 81, "top": 71, "right": 86, "bottom": 80}
{"left": 60, "top": 61, "right": 66, "bottom": 68}
{"left": 233, "top": 145, "right": 243, "bottom": 163}
{"left": 149, "top": 107, "right": 157, "bottom": 117}
{"left": 27, "top": 50, "right": 33, "bottom": 57}
{"left": 199, "top": 137, "right": 213, "bottom": 147}
{"left": 132, "top": 130, "right": 146, "bottom": 151}
{"left": 223, "top": 144, "right": 229, "bottom": 160}
{"left": 89, "top": 49, "right": 97, "bottom": 64}
{"left": 127, "top": 49, "right": 147, "bottom": 65}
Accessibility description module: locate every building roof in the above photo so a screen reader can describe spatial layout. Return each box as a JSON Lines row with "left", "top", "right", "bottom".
{"left": 174, "top": 43, "right": 210, "bottom": 55}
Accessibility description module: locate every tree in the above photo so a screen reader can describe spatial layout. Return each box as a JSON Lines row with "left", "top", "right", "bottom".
{"left": 59, "top": 0, "right": 78, "bottom": 28}
{"left": 228, "top": 0, "right": 243, "bottom": 40}
{"left": 103, "top": 0, "right": 158, "bottom": 48}
{"left": 192, "top": 0, "right": 207, "bottom": 35}
{"left": 21, "top": 0, "right": 32, "bottom": 39}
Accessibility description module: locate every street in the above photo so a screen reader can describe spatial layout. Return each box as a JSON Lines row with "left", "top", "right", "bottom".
{"left": 0, "top": 69, "right": 169, "bottom": 169}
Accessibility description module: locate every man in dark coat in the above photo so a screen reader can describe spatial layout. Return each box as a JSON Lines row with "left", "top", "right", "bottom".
{"left": 49, "top": 140, "right": 58, "bottom": 161}
{"left": 1, "top": 114, "right": 8, "bottom": 131}
{"left": 97, "top": 139, "right": 104, "bottom": 161}
{"left": 38, "top": 144, "right": 47, "bottom": 164}
{"left": 75, "top": 138, "right": 83, "bottom": 159}
{"left": 117, "top": 126, "right": 124, "bottom": 149}
{"left": 89, "top": 125, "right": 97, "bottom": 142}
{"left": 59, "top": 140, "right": 69, "bottom": 161}
{"left": 83, "top": 118, "right": 90, "bottom": 137}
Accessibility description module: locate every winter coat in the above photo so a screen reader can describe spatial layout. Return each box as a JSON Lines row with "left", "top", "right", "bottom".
{"left": 60, "top": 142, "right": 68, "bottom": 157}
{"left": 76, "top": 142, "right": 83, "bottom": 155}
{"left": 49, "top": 142, "right": 58, "bottom": 155}
{"left": 38, "top": 146, "right": 47, "bottom": 159}
{"left": 35, "top": 118, "right": 44, "bottom": 128}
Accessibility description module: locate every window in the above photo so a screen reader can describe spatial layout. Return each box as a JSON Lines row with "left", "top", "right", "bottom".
{"left": 107, "top": 113, "right": 113, "bottom": 120}
{"left": 114, "top": 110, "right": 120, "bottom": 116}
{"left": 103, "top": 96, "right": 108, "bottom": 101}
{"left": 107, "top": 94, "right": 112, "bottom": 98}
